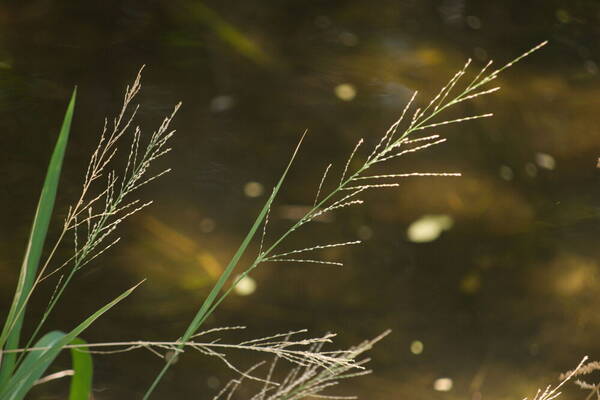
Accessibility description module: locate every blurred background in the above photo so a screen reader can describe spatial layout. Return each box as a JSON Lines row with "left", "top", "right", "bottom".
{"left": 1, "top": 0, "right": 599, "bottom": 399}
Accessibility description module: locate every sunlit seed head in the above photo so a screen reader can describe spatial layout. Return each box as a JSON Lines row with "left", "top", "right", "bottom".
{"left": 335, "top": 83, "right": 357, "bottom": 101}
{"left": 234, "top": 276, "right": 257, "bottom": 296}
{"left": 244, "top": 181, "right": 264, "bottom": 198}
{"left": 410, "top": 340, "right": 424, "bottom": 355}
{"left": 535, "top": 153, "right": 556, "bottom": 170}
{"left": 499, "top": 165, "right": 514, "bottom": 181}
{"left": 433, "top": 377, "right": 453, "bottom": 392}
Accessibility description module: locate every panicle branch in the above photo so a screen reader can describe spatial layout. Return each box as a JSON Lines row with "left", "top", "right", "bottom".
{"left": 242, "top": 42, "right": 547, "bottom": 305}
{"left": 214, "top": 330, "right": 391, "bottom": 400}
{"left": 2, "top": 328, "right": 386, "bottom": 393}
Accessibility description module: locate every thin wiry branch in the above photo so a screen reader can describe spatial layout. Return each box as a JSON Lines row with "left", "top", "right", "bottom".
{"left": 3, "top": 328, "right": 376, "bottom": 389}
{"left": 214, "top": 330, "right": 391, "bottom": 400}
{"left": 353, "top": 172, "right": 461, "bottom": 180}
{"left": 265, "top": 259, "right": 344, "bottom": 267}
{"left": 310, "top": 200, "right": 364, "bottom": 219}
{"left": 524, "top": 356, "right": 588, "bottom": 400}
{"left": 214, "top": 363, "right": 267, "bottom": 400}
{"left": 468, "top": 60, "right": 493, "bottom": 90}
{"left": 267, "top": 241, "right": 361, "bottom": 260}
{"left": 308, "top": 189, "right": 365, "bottom": 220}
{"left": 559, "top": 357, "right": 600, "bottom": 400}
{"left": 340, "top": 139, "right": 363, "bottom": 184}
{"left": 341, "top": 183, "right": 400, "bottom": 191}
{"left": 314, "top": 164, "right": 332, "bottom": 206}
{"left": 384, "top": 90, "right": 418, "bottom": 149}
{"left": 412, "top": 112, "right": 493, "bottom": 132}
{"left": 454, "top": 86, "right": 501, "bottom": 104}
{"left": 259, "top": 191, "right": 274, "bottom": 257}
{"left": 375, "top": 138, "right": 447, "bottom": 164}
{"left": 432, "top": 58, "right": 471, "bottom": 113}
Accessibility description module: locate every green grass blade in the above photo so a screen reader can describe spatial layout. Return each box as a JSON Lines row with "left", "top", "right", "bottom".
{"left": 0, "top": 281, "right": 141, "bottom": 399}
{"left": 68, "top": 338, "right": 93, "bottom": 400}
{"left": 143, "top": 131, "right": 307, "bottom": 400}
{"left": 0, "top": 89, "right": 77, "bottom": 386}
{"left": 0, "top": 331, "right": 64, "bottom": 400}
{"left": 181, "top": 131, "right": 306, "bottom": 342}
{"left": 0, "top": 335, "right": 93, "bottom": 400}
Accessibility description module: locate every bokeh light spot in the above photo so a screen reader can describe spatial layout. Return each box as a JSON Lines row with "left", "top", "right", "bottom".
{"left": 410, "top": 340, "right": 424, "bottom": 355}
{"left": 433, "top": 378, "right": 453, "bottom": 392}
{"left": 335, "top": 84, "right": 356, "bottom": 101}
{"left": 407, "top": 215, "right": 454, "bottom": 243}
{"left": 234, "top": 276, "right": 257, "bottom": 296}
{"left": 535, "top": 153, "right": 556, "bottom": 170}
{"left": 244, "top": 181, "right": 264, "bottom": 197}
{"left": 499, "top": 165, "right": 514, "bottom": 180}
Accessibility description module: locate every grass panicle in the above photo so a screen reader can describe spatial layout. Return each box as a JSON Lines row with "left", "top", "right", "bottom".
{"left": 214, "top": 330, "right": 391, "bottom": 400}
{"left": 2, "top": 42, "right": 551, "bottom": 400}
{"left": 143, "top": 41, "right": 548, "bottom": 397}
{"left": 20, "top": 68, "right": 180, "bottom": 355}
{"left": 0, "top": 68, "right": 180, "bottom": 399}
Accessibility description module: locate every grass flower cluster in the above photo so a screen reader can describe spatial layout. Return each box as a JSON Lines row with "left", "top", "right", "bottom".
{"left": 0, "top": 42, "right": 549, "bottom": 400}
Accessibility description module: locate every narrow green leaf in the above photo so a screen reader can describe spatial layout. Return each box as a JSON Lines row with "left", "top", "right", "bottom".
{"left": 0, "top": 335, "right": 93, "bottom": 400}
{"left": 0, "top": 335, "right": 92, "bottom": 400}
{"left": 68, "top": 338, "right": 93, "bottom": 400}
{"left": 0, "top": 331, "right": 64, "bottom": 400}
{"left": 0, "top": 89, "right": 77, "bottom": 386}
{"left": 181, "top": 131, "right": 307, "bottom": 342}
{"left": 143, "top": 131, "right": 307, "bottom": 400}
{"left": 0, "top": 281, "right": 141, "bottom": 400}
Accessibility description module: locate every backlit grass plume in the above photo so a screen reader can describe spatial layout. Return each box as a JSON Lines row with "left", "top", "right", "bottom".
{"left": 23, "top": 68, "right": 180, "bottom": 354}
{"left": 0, "top": 42, "right": 548, "bottom": 400}
{"left": 0, "top": 68, "right": 180, "bottom": 399}
{"left": 143, "top": 42, "right": 548, "bottom": 398}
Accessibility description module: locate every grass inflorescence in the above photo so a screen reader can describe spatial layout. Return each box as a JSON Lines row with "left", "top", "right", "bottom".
{"left": 0, "top": 42, "right": 549, "bottom": 400}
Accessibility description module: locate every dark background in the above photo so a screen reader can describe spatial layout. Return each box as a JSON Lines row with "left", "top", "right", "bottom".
{"left": 1, "top": 1, "right": 599, "bottom": 399}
